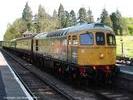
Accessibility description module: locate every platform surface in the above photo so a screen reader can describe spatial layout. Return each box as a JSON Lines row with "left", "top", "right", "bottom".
{"left": 0, "top": 51, "right": 33, "bottom": 100}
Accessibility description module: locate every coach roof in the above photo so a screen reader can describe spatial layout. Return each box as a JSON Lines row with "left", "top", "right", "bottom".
{"left": 34, "top": 32, "right": 47, "bottom": 39}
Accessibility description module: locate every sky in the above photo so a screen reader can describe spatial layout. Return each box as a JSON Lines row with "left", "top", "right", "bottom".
{"left": 0, "top": 0, "right": 133, "bottom": 40}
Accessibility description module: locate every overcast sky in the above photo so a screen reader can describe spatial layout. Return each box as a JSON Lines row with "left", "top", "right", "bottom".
{"left": 0, "top": 0, "right": 133, "bottom": 40}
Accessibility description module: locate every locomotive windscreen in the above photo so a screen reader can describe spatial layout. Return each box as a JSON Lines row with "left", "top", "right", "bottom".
{"left": 107, "top": 34, "right": 116, "bottom": 45}
{"left": 80, "top": 32, "right": 94, "bottom": 45}
{"left": 96, "top": 32, "right": 105, "bottom": 45}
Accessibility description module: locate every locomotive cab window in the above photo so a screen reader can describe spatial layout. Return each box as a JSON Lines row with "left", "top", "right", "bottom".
{"left": 72, "top": 35, "right": 78, "bottom": 45}
{"left": 96, "top": 32, "right": 105, "bottom": 45}
{"left": 107, "top": 34, "right": 116, "bottom": 45}
{"left": 80, "top": 32, "right": 94, "bottom": 45}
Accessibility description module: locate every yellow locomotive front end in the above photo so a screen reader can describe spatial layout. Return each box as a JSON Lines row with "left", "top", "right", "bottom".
{"left": 77, "top": 30, "right": 117, "bottom": 80}
{"left": 78, "top": 31, "right": 116, "bottom": 66}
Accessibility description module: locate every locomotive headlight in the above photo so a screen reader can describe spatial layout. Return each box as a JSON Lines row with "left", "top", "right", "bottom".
{"left": 81, "top": 49, "right": 85, "bottom": 53}
{"left": 99, "top": 53, "right": 104, "bottom": 59}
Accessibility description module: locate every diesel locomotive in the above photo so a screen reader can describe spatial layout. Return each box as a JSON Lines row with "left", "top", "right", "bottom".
{"left": 3, "top": 23, "right": 119, "bottom": 82}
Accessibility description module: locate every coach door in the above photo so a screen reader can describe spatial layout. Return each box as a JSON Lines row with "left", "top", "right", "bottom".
{"left": 67, "top": 35, "right": 78, "bottom": 63}
{"left": 67, "top": 35, "right": 72, "bottom": 62}
{"left": 35, "top": 40, "right": 38, "bottom": 52}
{"left": 31, "top": 39, "right": 33, "bottom": 52}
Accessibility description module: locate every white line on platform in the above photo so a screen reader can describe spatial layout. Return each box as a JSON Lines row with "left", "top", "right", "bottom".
{"left": 121, "top": 70, "right": 133, "bottom": 75}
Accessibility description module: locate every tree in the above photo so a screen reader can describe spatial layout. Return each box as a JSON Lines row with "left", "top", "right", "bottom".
{"left": 124, "top": 17, "right": 133, "bottom": 35}
{"left": 13, "top": 18, "right": 27, "bottom": 35}
{"left": 22, "top": 2, "right": 32, "bottom": 21}
{"left": 78, "top": 7, "right": 87, "bottom": 24}
{"left": 53, "top": 9, "right": 58, "bottom": 19}
{"left": 52, "top": 9, "right": 60, "bottom": 29}
{"left": 69, "top": 10, "right": 77, "bottom": 26}
{"left": 58, "top": 4, "right": 64, "bottom": 18}
{"left": 64, "top": 11, "right": 71, "bottom": 27}
{"left": 87, "top": 8, "right": 94, "bottom": 23}
{"left": 33, "top": 14, "right": 40, "bottom": 33}
{"left": 34, "top": 5, "right": 52, "bottom": 32}
{"left": 22, "top": 2, "right": 32, "bottom": 31}
{"left": 58, "top": 3, "right": 66, "bottom": 28}
{"left": 110, "top": 12, "right": 118, "bottom": 34}
{"left": 4, "top": 18, "right": 29, "bottom": 40}
{"left": 4, "top": 24, "right": 19, "bottom": 40}
{"left": 128, "top": 24, "right": 133, "bottom": 35}
{"left": 35, "top": 5, "right": 46, "bottom": 33}
{"left": 110, "top": 10, "right": 125, "bottom": 35}
{"left": 121, "top": 18, "right": 128, "bottom": 35}
{"left": 38, "top": 5, "right": 46, "bottom": 19}
{"left": 33, "top": 5, "right": 60, "bottom": 33}
{"left": 116, "top": 10, "right": 123, "bottom": 35}
{"left": 100, "top": 8, "right": 112, "bottom": 27}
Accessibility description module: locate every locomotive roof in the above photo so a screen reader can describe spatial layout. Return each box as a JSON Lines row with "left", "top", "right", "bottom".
{"left": 68, "top": 23, "right": 113, "bottom": 33}
{"left": 46, "top": 23, "right": 113, "bottom": 38}
{"left": 34, "top": 23, "right": 112, "bottom": 39}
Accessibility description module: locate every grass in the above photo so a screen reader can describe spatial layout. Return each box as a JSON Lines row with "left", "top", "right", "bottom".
{"left": 116, "top": 36, "right": 133, "bottom": 57}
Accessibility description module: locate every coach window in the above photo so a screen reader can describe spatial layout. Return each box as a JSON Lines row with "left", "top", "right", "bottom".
{"left": 80, "top": 32, "right": 94, "bottom": 45}
{"left": 107, "top": 34, "right": 116, "bottom": 45}
{"left": 72, "top": 35, "right": 78, "bottom": 45}
{"left": 96, "top": 32, "right": 105, "bottom": 45}
{"left": 68, "top": 36, "right": 71, "bottom": 45}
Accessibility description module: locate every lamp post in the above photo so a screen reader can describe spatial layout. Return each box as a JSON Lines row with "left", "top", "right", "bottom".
{"left": 120, "top": 37, "right": 124, "bottom": 57}
{"left": 119, "top": 29, "right": 124, "bottom": 57}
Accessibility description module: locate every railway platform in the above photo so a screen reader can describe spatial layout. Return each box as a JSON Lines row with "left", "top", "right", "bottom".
{"left": 0, "top": 51, "right": 33, "bottom": 100}
{"left": 117, "top": 64, "right": 133, "bottom": 75}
